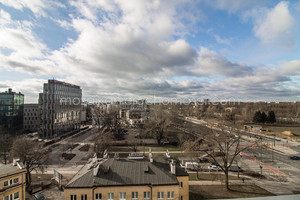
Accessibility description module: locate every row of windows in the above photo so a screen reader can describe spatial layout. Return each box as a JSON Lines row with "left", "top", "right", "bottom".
{"left": 70, "top": 192, "right": 175, "bottom": 200}
{"left": 24, "top": 109, "right": 38, "bottom": 112}
{"left": 24, "top": 117, "right": 38, "bottom": 122}
{"left": 24, "top": 112, "right": 37, "bottom": 116}
{"left": 4, "top": 192, "right": 19, "bottom": 200}
{"left": 3, "top": 178, "right": 19, "bottom": 187}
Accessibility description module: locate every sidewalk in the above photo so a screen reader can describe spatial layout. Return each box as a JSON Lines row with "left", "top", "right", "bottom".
{"left": 189, "top": 179, "right": 300, "bottom": 195}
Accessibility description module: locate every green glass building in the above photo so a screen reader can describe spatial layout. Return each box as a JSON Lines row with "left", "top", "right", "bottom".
{"left": 0, "top": 88, "right": 24, "bottom": 131}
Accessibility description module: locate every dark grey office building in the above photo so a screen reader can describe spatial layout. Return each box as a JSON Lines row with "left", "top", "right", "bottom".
{"left": 38, "top": 80, "right": 82, "bottom": 138}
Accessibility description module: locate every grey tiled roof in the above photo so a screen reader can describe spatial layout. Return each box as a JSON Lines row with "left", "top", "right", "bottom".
{"left": 66, "top": 157, "right": 188, "bottom": 188}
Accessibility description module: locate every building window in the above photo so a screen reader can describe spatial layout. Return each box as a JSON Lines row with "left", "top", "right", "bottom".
{"left": 13, "top": 178, "right": 19, "bottom": 184}
{"left": 167, "top": 192, "right": 174, "bottom": 199}
{"left": 108, "top": 193, "right": 114, "bottom": 200}
{"left": 120, "top": 192, "right": 126, "bottom": 200}
{"left": 180, "top": 196, "right": 183, "bottom": 200}
{"left": 4, "top": 194, "right": 13, "bottom": 200}
{"left": 70, "top": 195, "right": 77, "bottom": 200}
{"left": 158, "top": 192, "right": 164, "bottom": 200}
{"left": 143, "top": 192, "right": 150, "bottom": 199}
{"left": 81, "top": 194, "right": 87, "bottom": 200}
{"left": 13, "top": 192, "right": 19, "bottom": 199}
{"left": 95, "top": 193, "right": 102, "bottom": 200}
{"left": 179, "top": 182, "right": 183, "bottom": 188}
{"left": 3, "top": 180, "right": 8, "bottom": 187}
{"left": 132, "top": 192, "right": 138, "bottom": 199}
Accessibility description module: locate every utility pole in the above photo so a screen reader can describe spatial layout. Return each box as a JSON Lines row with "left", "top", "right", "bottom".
{"left": 260, "top": 137, "right": 263, "bottom": 162}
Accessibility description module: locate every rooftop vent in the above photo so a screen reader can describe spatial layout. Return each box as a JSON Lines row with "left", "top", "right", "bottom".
{"left": 144, "top": 163, "right": 149, "bottom": 173}
{"left": 114, "top": 153, "right": 120, "bottom": 160}
{"left": 102, "top": 165, "right": 110, "bottom": 174}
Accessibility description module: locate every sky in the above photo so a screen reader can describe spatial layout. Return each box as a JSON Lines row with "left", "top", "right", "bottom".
{"left": 0, "top": 0, "right": 300, "bottom": 103}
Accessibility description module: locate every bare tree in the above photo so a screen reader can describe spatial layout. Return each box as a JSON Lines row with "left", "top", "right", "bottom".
{"left": 198, "top": 128, "right": 257, "bottom": 190}
{"left": 94, "top": 130, "right": 112, "bottom": 157}
{"left": 143, "top": 105, "right": 171, "bottom": 145}
{"left": 11, "top": 136, "right": 49, "bottom": 191}
{"left": 183, "top": 140, "right": 204, "bottom": 179}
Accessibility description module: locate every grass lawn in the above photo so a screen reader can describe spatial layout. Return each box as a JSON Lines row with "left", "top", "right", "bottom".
{"left": 189, "top": 173, "right": 247, "bottom": 181}
{"left": 189, "top": 185, "right": 274, "bottom": 199}
{"left": 31, "top": 174, "right": 53, "bottom": 182}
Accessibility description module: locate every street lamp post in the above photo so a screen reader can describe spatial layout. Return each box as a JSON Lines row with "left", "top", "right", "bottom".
{"left": 260, "top": 162, "right": 263, "bottom": 179}
{"left": 236, "top": 160, "right": 240, "bottom": 178}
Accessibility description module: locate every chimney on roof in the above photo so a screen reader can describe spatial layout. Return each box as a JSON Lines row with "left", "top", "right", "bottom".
{"left": 165, "top": 149, "right": 170, "bottom": 158}
{"left": 8, "top": 88, "right": 12, "bottom": 93}
{"left": 149, "top": 148, "right": 153, "bottom": 163}
{"left": 103, "top": 149, "right": 108, "bottom": 159}
{"left": 170, "top": 159, "right": 176, "bottom": 174}
{"left": 13, "top": 158, "right": 20, "bottom": 167}
{"left": 93, "top": 164, "right": 99, "bottom": 176}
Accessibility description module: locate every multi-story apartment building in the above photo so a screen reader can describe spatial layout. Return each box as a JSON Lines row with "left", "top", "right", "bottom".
{"left": 119, "top": 100, "right": 149, "bottom": 126}
{"left": 0, "top": 161, "right": 26, "bottom": 200}
{"left": 38, "top": 80, "right": 82, "bottom": 138}
{"left": 0, "top": 89, "right": 24, "bottom": 131}
{"left": 23, "top": 104, "right": 39, "bottom": 133}
{"left": 64, "top": 153, "right": 189, "bottom": 200}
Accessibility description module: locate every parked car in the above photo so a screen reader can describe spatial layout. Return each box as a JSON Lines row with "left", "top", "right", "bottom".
{"left": 208, "top": 164, "right": 222, "bottom": 171}
{"left": 230, "top": 164, "right": 244, "bottom": 172}
{"left": 199, "top": 157, "right": 209, "bottom": 163}
{"left": 289, "top": 156, "right": 300, "bottom": 160}
{"left": 33, "top": 193, "right": 46, "bottom": 200}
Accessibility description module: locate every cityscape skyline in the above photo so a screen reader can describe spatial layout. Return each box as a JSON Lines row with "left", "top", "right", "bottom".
{"left": 0, "top": 0, "right": 300, "bottom": 103}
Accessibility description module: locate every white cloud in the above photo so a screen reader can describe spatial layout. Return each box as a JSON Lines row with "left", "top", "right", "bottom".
{"left": 190, "top": 47, "right": 253, "bottom": 77}
{"left": 252, "top": 1, "right": 294, "bottom": 47}
{"left": 0, "top": 0, "right": 300, "bottom": 102}
{"left": 0, "top": 78, "right": 45, "bottom": 103}
{"left": 0, "top": 0, "right": 47, "bottom": 16}
{"left": 279, "top": 60, "right": 300, "bottom": 76}
{"left": 0, "top": 9, "right": 61, "bottom": 76}
{"left": 213, "top": 34, "right": 231, "bottom": 45}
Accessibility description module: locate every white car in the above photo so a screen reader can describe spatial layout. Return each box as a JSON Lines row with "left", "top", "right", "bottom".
{"left": 208, "top": 165, "right": 222, "bottom": 171}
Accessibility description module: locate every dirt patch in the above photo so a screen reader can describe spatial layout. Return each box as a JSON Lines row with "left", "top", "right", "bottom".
{"left": 282, "top": 131, "right": 295, "bottom": 136}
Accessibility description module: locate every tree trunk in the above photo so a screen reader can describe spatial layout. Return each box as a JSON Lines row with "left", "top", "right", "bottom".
{"left": 26, "top": 167, "right": 32, "bottom": 191}
{"left": 225, "top": 169, "right": 230, "bottom": 191}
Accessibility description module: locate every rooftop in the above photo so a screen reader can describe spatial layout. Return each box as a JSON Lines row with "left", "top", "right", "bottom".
{"left": 66, "top": 156, "right": 188, "bottom": 188}
{"left": 0, "top": 162, "right": 25, "bottom": 178}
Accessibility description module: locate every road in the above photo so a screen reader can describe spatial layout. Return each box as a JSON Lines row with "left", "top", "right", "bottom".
{"left": 182, "top": 117, "right": 300, "bottom": 194}
{"left": 47, "top": 127, "right": 96, "bottom": 165}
